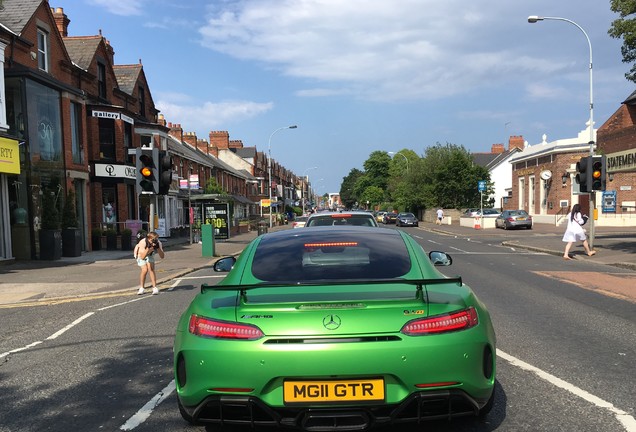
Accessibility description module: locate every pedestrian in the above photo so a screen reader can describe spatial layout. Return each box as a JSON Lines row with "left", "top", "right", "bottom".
{"left": 436, "top": 208, "right": 444, "bottom": 225}
{"left": 133, "top": 231, "right": 165, "bottom": 294}
{"left": 562, "top": 204, "right": 596, "bottom": 260}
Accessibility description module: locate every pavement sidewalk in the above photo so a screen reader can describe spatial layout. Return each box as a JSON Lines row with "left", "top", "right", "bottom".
{"left": 0, "top": 225, "right": 287, "bottom": 307}
{"left": 0, "top": 221, "right": 633, "bottom": 307}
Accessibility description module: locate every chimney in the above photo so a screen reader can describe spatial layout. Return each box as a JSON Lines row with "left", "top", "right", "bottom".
{"left": 491, "top": 143, "right": 504, "bottom": 154}
{"left": 229, "top": 139, "right": 244, "bottom": 149}
{"left": 51, "top": 7, "right": 70, "bottom": 37}
{"left": 168, "top": 122, "right": 184, "bottom": 142}
{"left": 183, "top": 131, "right": 197, "bottom": 148}
{"left": 209, "top": 131, "right": 230, "bottom": 150}
{"left": 508, "top": 135, "right": 525, "bottom": 151}
{"left": 196, "top": 139, "right": 209, "bottom": 155}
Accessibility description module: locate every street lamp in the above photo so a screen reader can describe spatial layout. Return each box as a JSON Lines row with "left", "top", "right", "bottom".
{"left": 527, "top": 16, "right": 594, "bottom": 155}
{"left": 268, "top": 125, "right": 297, "bottom": 228}
{"left": 388, "top": 151, "right": 409, "bottom": 173}
{"left": 302, "top": 166, "right": 318, "bottom": 215}
{"left": 528, "top": 15, "right": 597, "bottom": 247}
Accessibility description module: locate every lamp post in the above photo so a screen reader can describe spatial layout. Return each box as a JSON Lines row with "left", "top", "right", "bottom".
{"left": 268, "top": 125, "right": 297, "bottom": 228}
{"left": 302, "top": 166, "right": 318, "bottom": 215}
{"left": 388, "top": 151, "right": 409, "bottom": 173}
{"left": 528, "top": 15, "right": 597, "bottom": 246}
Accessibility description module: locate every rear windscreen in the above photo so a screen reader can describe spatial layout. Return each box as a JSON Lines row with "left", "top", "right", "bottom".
{"left": 251, "top": 230, "right": 411, "bottom": 281}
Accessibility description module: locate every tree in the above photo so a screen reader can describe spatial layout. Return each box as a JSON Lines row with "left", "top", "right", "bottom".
{"left": 421, "top": 143, "right": 490, "bottom": 209}
{"left": 362, "top": 151, "right": 391, "bottom": 190}
{"left": 609, "top": 0, "right": 636, "bottom": 82}
{"left": 360, "top": 186, "right": 384, "bottom": 209}
{"left": 340, "top": 168, "right": 364, "bottom": 208}
{"left": 204, "top": 177, "right": 224, "bottom": 194}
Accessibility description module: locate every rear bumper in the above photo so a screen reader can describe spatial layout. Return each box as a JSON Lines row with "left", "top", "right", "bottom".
{"left": 180, "top": 389, "right": 488, "bottom": 430}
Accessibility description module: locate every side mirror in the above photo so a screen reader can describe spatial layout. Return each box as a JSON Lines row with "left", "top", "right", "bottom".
{"left": 429, "top": 251, "right": 452, "bottom": 266}
{"left": 213, "top": 256, "right": 237, "bottom": 272}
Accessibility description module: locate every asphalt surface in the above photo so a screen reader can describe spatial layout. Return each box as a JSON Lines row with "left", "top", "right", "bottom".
{"left": 0, "top": 221, "right": 634, "bottom": 307}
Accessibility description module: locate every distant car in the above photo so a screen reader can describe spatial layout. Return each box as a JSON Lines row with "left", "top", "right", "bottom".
{"left": 375, "top": 211, "right": 387, "bottom": 223}
{"left": 396, "top": 212, "right": 419, "bottom": 227}
{"left": 174, "top": 227, "right": 496, "bottom": 429}
{"left": 305, "top": 211, "right": 379, "bottom": 227}
{"left": 383, "top": 212, "right": 398, "bottom": 224}
{"left": 495, "top": 210, "right": 533, "bottom": 230}
{"left": 292, "top": 216, "right": 308, "bottom": 228}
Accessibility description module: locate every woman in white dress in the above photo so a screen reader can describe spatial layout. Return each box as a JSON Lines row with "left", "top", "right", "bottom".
{"left": 562, "top": 204, "right": 596, "bottom": 260}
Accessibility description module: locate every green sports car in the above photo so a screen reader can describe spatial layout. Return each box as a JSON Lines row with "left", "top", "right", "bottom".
{"left": 174, "top": 226, "right": 496, "bottom": 430}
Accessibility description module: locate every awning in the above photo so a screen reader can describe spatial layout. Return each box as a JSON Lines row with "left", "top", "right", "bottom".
{"left": 232, "top": 194, "right": 258, "bottom": 205}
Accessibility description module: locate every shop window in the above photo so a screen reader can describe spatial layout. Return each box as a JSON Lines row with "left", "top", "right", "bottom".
{"left": 102, "top": 187, "right": 117, "bottom": 227}
{"left": 26, "top": 79, "right": 62, "bottom": 162}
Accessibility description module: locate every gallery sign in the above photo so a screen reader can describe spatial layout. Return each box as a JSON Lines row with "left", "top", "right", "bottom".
{"left": 92, "top": 110, "right": 134, "bottom": 125}
{"left": 94, "top": 163, "right": 136, "bottom": 179}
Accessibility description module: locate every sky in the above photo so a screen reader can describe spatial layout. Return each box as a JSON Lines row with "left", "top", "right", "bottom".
{"left": 64, "top": 0, "right": 634, "bottom": 195}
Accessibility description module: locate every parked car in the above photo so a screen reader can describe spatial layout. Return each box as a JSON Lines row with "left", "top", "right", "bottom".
{"left": 383, "top": 212, "right": 398, "bottom": 224}
{"left": 174, "top": 227, "right": 496, "bottom": 429}
{"left": 305, "top": 211, "right": 379, "bottom": 227}
{"left": 375, "top": 211, "right": 387, "bottom": 223}
{"left": 495, "top": 210, "right": 533, "bottom": 230}
{"left": 291, "top": 216, "right": 308, "bottom": 228}
{"left": 396, "top": 212, "right": 419, "bottom": 227}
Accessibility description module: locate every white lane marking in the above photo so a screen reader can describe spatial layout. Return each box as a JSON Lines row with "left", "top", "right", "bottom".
{"left": 179, "top": 275, "right": 225, "bottom": 280}
{"left": 497, "top": 349, "right": 636, "bottom": 431}
{"left": 427, "top": 239, "right": 441, "bottom": 245}
{"left": 0, "top": 341, "right": 43, "bottom": 359}
{"left": 98, "top": 296, "right": 148, "bottom": 311}
{"left": 120, "top": 380, "right": 176, "bottom": 430}
{"left": 46, "top": 312, "right": 94, "bottom": 340}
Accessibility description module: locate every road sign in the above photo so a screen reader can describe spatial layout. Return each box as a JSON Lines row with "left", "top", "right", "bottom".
{"left": 478, "top": 180, "right": 486, "bottom": 192}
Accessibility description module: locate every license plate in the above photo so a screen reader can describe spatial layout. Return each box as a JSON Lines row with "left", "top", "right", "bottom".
{"left": 284, "top": 379, "right": 385, "bottom": 403}
{"left": 517, "top": 217, "right": 525, "bottom": 221}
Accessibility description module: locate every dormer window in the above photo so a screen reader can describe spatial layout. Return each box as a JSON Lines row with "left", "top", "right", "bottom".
{"left": 37, "top": 28, "right": 49, "bottom": 72}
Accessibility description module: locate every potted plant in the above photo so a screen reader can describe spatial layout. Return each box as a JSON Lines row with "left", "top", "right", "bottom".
{"left": 104, "top": 227, "right": 118, "bottom": 250}
{"left": 62, "top": 188, "right": 82, "bottom": 257}
{"left": 121, "top": 228, "right": 133, "bottom": 251}
{"left": 91, "top": 227, "right": 103, "bottom": 251}
{"left": 39, "top": 188, "right": 62, "bottom": 260}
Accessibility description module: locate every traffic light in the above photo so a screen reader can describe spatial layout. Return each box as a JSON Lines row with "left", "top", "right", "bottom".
{"left": 136, "top": 147, "right": 159, "bottom": 194}
{"left": 590, "top": 155, "right": 606, "bottom": 191}
{"left": 575, "top": 156, "right": 591, "bottom": 193}
{"left": 158, "top": 151, "right": 173, "bottom": 195}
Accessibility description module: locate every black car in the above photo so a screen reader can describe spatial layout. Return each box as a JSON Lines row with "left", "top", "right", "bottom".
{"left": 383, "top": 212, "right": 398, "bottom": 224}
{"left": 396, "top": 212, "right": 418, "bottom": 227}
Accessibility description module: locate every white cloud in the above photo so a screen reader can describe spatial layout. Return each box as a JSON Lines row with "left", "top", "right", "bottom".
{"left": 156, "top": 96, "right": 274, "bottom": 135}
{"left": 88, "top": 0, "right": 145, "bottom": 16}
{"left": 196, "top": 0, "right": 546, "bottom": 101}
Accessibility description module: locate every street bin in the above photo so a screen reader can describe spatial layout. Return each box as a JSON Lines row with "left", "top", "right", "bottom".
{"left": 257, "top": 222, "right": 268, "bottom": 236}
{"left": 201, "top": 224, "right": 215, "bottom": 257}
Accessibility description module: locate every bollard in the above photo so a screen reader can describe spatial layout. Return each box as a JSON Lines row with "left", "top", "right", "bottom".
{"left": 473, "top": 216, "right": 481, "bottom": 230}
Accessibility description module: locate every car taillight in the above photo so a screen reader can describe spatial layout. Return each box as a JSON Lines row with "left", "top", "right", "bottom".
{"left": 401, "top": 307, "right": 478, "bottom": 335}
{"left": 189, "top": 315, "right": 264, "bottom": 340}
{"left": 507, "top": 217, "right": 514, "bottom": 222}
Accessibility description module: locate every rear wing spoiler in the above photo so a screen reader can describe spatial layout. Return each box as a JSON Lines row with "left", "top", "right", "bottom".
{"left": 201, "top": 277, "right": 463, "bottom": 293}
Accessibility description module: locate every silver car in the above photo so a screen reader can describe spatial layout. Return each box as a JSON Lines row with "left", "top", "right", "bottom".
{"left": 495, "top": 210, "right": 533, "bottom": 230}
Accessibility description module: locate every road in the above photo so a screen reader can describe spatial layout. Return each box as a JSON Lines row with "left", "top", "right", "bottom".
{"left": 0, "top": 227, "right": 634, "bottom": 432}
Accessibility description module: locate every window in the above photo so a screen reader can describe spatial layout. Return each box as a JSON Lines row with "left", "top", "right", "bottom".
{"left": 70, "top": 102, "right": 83, "bottom": 164}
{"left": 98, "top": 118, "right": 115, "bottom": 161}
{"left": 97, "top": 63, "right": 107, "bottom": 99}
{"left": 138, "top": 86, "right": 145, "bottom": 117}
{"left": 37, "top": 28, "right": 49, "bottom": 72}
